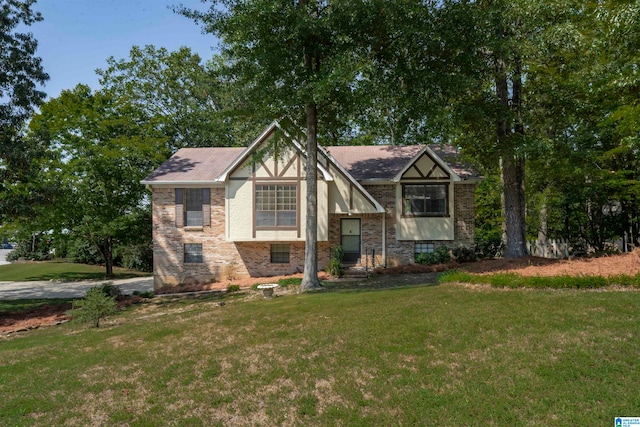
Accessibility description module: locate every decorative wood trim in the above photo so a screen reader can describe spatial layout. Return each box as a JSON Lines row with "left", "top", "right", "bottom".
{"left": 279, "top": 154, "right": 297, "bottom": 177}
{"left": 261, "top": 161, "right": 274, "bottom": 177}
{"left": 412, "top": 164, "right": 425, "bottom": 178}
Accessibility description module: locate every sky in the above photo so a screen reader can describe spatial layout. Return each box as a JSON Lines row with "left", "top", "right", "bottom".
{"left": 29, "top": 0, "right": 219, "bottom": 100}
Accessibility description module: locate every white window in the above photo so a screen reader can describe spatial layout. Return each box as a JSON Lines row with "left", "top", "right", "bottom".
{"left": 414, "top": 242, "right": 434, "bottom": 260}
{"left": 403, "top": 184, "right": 448, "bottom": 216}
{"left": 256, "top": 185, "right": 297, "bottom": 228}
{"left": 184, "top": 243, "right": 203, "bottom": 263}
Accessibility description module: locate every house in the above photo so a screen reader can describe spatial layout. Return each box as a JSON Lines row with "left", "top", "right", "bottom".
{"left": 142, "top": 120, "right": 480, "bottom": 290}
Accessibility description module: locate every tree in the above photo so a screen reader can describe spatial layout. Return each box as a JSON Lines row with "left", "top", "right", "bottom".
{"left": 29, "top": 85, "right": 163, "bottom": 277}
{"left": 0, "top": 0, "right": 49, "bottom": 221}
{"left": 96, "top": 45, "right": 261, "bottom": 153}
{"left": 179, "top": 0, "right": 371, "bottom": 291}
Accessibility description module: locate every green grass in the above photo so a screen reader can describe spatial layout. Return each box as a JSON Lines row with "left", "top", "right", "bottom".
{"left": 1, "top": 283, "right": 639, "bottom": 426}
{"left": 440, "top": 269, "right": 640, "bottom": 289}
{"left": 0, "top": 259, "right": 150, "bottom": 282}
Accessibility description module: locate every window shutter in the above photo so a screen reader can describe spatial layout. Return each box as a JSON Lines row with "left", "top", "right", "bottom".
{"left": 202, "top": 188, "right": 211, "bottom": 226}
{"left": 175, "top": 188, "right": 184, "bottom": 227}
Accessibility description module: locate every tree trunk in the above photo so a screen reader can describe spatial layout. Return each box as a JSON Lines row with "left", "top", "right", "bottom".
{"left": 494, "top": 48, "right": 527, "bottom": 258}
{"left": 502, "top": 155, "right": 527, "bottom": 257}
{"left": 104, "top": 237, "right": 114, "bottom": 279}
{"left": 299, "top": 102, "right": 322, "bottom": 292}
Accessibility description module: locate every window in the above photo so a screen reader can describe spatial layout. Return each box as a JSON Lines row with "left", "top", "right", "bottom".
{"left": 185, "top": 189, "right": 204, "bottom": 226}
{"left": 256, "top": 185, "right": 297, "bottom": 228}
{"left": 175, "top": 188, "right": 210, "bottom": 227}
{"left": 415, "top": 242, "right": 434, "bottom": 257}
{"left": 403, "top": 184, "right": 448, "bottom": 216}
{"left": 270, "top": 244, "right": 290, "bottom": 264}
{"left": 184, "top": 243, "right": 203, "bottom": 263}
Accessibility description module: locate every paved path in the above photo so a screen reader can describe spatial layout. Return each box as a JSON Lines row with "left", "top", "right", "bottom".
{"left": 0, "top": 276, "right": 154, "bottom": 300}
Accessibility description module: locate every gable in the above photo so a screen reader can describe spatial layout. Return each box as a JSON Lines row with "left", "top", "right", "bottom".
{"left": 401, "top": 152, "right": 450, "bottom": 180}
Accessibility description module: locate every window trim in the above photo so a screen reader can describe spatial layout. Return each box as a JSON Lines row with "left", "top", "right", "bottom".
{"left": 255, "top": 183, "right": 298, "bottom": 230}
{"left": 184, "top": 243, "right": 203, "bottom": 264}
{"left": 402, "top": 183, "right": 449, "bottom": 217}
{"left": 270, "top": 244, "right": 290, "bottom": 264}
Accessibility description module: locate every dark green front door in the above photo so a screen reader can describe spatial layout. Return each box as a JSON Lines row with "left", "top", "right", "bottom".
{"left": 341, "top": 218, "right": 361, "bottom": 264}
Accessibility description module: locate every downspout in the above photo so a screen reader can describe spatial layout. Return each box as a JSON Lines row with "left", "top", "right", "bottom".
{"left": 382, "top": 211, "right": 387, "bottom": 267}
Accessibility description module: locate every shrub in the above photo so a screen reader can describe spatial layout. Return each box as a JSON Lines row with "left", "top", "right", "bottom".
{"left": 277, "top": 277, "right": 302, "bottom": 287}
{"left": 227, "top": 284, "right": 240, "bottom": 292}
{"left": 452, "top": 246, "right": 477, "bottom": 263}
{"left": 96, "top": 282, "right": 122, "bottom": 299}
{"left": 416, "top": 246, "right": 451, "bottom": 266}
{"left": 325, "top": 245, "right": 344, "bottom": 277}
{"left": 66, "top": 285, "right": 118, "bottom": 328}
{"left": 115, "top": 243, "right": 153, "bottom": 272}
{"left": 67, "top": 240, "right": 103, "bottom": 265}
{"left": 132, "top": 290, "right": 154, "bottom": 299}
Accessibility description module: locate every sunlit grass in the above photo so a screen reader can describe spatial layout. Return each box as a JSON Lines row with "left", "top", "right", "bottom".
{"left": 1, "top": 284, "right": 639, "bottom": 426}
{"left": 0, "top": 259, "right": 150, "bottom": 282}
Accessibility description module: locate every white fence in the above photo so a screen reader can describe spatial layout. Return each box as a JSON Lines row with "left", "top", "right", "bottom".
{"left": 527, "top": 238, "right": 570, "bottom": 259}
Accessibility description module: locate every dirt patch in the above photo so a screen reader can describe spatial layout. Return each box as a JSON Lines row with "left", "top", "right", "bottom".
{"left": 3, "top": 251, "right": 638, "bottom": 334}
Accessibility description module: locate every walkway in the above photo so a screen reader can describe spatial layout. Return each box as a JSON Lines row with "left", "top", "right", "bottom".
{"left": 0, "top": 276, "right": 153, "bottom": 300}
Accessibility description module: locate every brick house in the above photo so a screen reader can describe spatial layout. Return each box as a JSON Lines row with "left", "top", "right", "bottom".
{"left": 142, "top": 120, "right": 480, "bottom": 290}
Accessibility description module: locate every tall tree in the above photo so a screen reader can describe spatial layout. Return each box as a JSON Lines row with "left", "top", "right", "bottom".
{"left": 96, "top": 45, "right": 260, "bottom": 153}
{"left": 29, "top": 85, "right": 163, "bottom": 277}
{"left": 179, "top": 0, "right": 368, "bottom": 291}
{"left": 0, "top": 0, "right": 48, "bottom": 221}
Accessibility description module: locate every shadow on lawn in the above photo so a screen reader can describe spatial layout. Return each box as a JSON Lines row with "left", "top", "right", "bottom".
{"left": 322, "top": 272, "right": 440, "bottom": 292}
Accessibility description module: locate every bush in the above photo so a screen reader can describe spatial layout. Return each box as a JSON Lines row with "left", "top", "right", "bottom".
{"left": 277, "top": 277, "right": 302, "bottom": 287}
{"left": 115, "top": 243, "right": 153, "bottom": 272}
{"left": 325, "top": 245, "right": 344, "bottom": 277}
{"left": 415, "top": 246, "right": 451, "bottom": 266}
{"left": 227, "top": 284, "right": 240, "bottom": 292}
{"left": 96, "top": 282, "right": 122, "bottom": 299}
{"left": 67, "top": 240, "right": 103, "bottom": 265}
{"left": 66, "top": 284, "right": 118, "bottom": 328}
{"left": 452, "top": 246, "right": 477, "bottom": 263}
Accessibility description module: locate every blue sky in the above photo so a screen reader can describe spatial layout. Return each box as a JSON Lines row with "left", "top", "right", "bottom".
{"left": 30, "top": 0, "right": 219, "bottom": 99}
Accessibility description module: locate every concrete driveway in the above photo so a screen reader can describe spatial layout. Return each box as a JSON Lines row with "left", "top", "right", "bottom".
{"left": 0, "top": 276, "right": 154, "bottom": 300}
{"left": 0, "top": 249, "right": 154, "bottom": 299}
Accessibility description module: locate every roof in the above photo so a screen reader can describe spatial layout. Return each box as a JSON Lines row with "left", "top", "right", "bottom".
{"left": 326, "top": 145, "right": 479, "bottom": 181}
{"left": 142, "top": 147, "right": 246, "bottom": 184}
{"left": 325, "top": 145, "right": 423, "bottom": 181}
{"left": 142, "top": 143, "right": 478, "bottom": 185}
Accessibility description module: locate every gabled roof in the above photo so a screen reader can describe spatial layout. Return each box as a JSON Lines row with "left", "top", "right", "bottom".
{"left": 326, "top": 144, "right": 479, "bottom": 182}
{"left": 141, "top": 147, "right": 245, "bottom": 185}
{"left": 142, "top": 123, "right": 479, "bottom": 187}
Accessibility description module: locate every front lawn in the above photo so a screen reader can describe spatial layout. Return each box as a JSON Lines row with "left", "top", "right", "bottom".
{"left": 0, "top": 259, "right": 150, "bottom": 282}
{"left": 1, "top": 283, "right": 638, "bottom": 426}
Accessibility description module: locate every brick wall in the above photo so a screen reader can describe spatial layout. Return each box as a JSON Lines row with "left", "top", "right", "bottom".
{"left": 454, "top": 182, "right": 476, "bottom": 247}
{"left": 152, "top": 187, "right": 330, "bottom": 290}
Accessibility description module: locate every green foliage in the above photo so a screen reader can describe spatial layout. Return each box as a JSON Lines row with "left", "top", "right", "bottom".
{"left": 0, "top": 0, "right": 49, "bottom": 222}
{"left": 325, "top": 245, "right": 344, "bottom": 277}
{"left": 66, "top": 285, "right": 118, "bottom": 328}
{"left": 132, "top": 290, "right": 154, "bottom": 299}
{"left": 226, "top": 284, "right": 240, "bottom": 293}
{"left": 415, "top": 246, "right": 451, "bottom": 266}
{"left": 114, "top": 242, "right": 153, "bottom": 272}
{"left": 276, "top": 277, "right": 302, "bottom": 288}
{"left": 452, "top": 246, "right": 477, "bottom": 263}
{"left": 66, "top": 239, "right": 104, "bottom": 265}
{"left": 439, "top": 270, "right": 640, "bottom": 290}
{"left": 95, "top": 282, "right": 122, "bottom": 299}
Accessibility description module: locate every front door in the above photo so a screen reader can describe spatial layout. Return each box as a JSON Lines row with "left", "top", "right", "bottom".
{"left": 341, "top": 218, "right": 361, "bottom": 264}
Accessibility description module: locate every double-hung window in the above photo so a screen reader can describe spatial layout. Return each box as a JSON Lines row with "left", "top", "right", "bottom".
{"left": 175, "top": 188, "right": 211, "bottom": 227}
{"left": 255, "top": 184, "right": 297, "bottom": 228}
{"left": 184, "top": 243, "right": 203, "bottom": 263}
{"left": 403, "top": 184, "right": 448, "bottom": 216}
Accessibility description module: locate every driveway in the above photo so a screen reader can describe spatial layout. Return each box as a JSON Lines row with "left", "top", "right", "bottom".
{"left": 0, "top": 276, "right": 154, "bottom": 300}
{"left": 0, "top": 249, "right": 11, "bottom": 266}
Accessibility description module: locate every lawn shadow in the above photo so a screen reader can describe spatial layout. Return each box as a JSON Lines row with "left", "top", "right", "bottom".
{"left": 322, "top": 272, "right": 440, "bottom": 292}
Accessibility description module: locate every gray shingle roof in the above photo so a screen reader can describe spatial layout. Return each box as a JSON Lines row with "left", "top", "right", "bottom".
{"left": 142, "top": 147, "right": 246, "bottom": 183}
{"left": 142, "top": 144, "right": 478, "bottom": 184}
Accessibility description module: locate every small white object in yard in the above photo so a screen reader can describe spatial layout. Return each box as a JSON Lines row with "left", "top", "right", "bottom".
{"left": 256, "top": 283, "right": 278, "bottom": 298}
